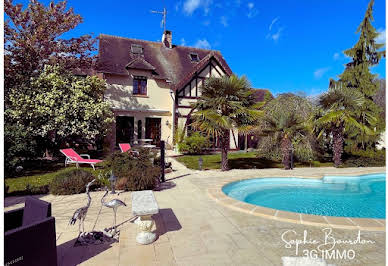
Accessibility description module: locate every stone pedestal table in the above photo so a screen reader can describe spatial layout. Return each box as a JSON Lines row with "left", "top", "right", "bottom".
{"left": 131, "top": 190, "right": 159, "bottom": 245}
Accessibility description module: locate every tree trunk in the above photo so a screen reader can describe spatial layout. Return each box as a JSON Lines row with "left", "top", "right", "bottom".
{"left": 332, "top": 124, "right": 344, "bottom": 167}
{"left": 281, "top": 135, "right": 291, "bottom": 170}
{"left": 220, "top": 130, "right": 229, "bottom": 171}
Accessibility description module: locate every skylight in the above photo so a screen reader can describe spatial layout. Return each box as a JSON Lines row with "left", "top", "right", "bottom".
{"left": 189, "top": 53, "right": 199, "bottom": 62}
{"left": 131, "top": 44, "right": 143, "bottom": 54}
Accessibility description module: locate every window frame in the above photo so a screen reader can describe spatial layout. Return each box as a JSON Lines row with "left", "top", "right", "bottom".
{"left": 189, "top": 53, "right": 200, "bottom": 62}
{"left": 131, "top": 44, "right": 143, "bottom": 54}
{"left": 133, "top": 76, "right": 148, "bottom": 96}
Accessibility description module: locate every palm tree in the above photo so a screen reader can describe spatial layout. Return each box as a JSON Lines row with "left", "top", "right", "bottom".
{"left": 260, "top": 112, "right": 307, "bottom": 169}
{"left": 314, "top": 85, "right": 367, "bottom": 167}
{"left": 191, "top": 75, "right": 262, "bottom": 171}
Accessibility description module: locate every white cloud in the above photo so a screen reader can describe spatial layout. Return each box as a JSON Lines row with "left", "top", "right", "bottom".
{"left": 272, "top": 30, "right": 281, "bottom": 41}
{"left": 266, "top": 27, "right": 283, "bottom": 42}
{"left": 220, "top": 16, "right": 228, "bottom": 27}
{"left": 180, "top": 38, "right": 186, "bottom": 46}
{"left": 183, "top": 0, "right": 201, "bottom": 15}
{"left": 314, "top": 67, "right": 330, "bottom": 79}
{"left": 269, "top": 17, "right": 279, "bottom": 31}
{"left": 183, "top": 0, "right": 212, "bottom": 16}
{"left": 247, "top": 2, "right": 258, "bottom": 18}
{"left": 333, "top": 52, "right": 340, "bottom": 60}
{"left": 376, "top": 28, "right": 386, "bottom": 44}
{"left": 266, "top": 17, "right": 282, "bottom": 42}
{"left": 194, "top": 39, "right": 211, "bottom": 49}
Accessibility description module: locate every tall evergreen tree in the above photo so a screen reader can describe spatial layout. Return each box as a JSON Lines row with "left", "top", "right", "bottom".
{"left": 331, "top": 0, "right": 385, "bottom": 151}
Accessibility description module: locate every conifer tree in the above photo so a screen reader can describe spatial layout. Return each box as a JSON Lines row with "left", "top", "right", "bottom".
{"left": 331, "top": 0, "right": 385, "bottom": 151}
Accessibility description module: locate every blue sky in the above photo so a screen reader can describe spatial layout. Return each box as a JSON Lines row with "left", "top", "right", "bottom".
{"left": 10, "top": 0, "right": 386, "bottom": 96}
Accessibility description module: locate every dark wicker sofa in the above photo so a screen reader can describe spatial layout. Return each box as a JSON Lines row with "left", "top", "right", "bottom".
{"left": 4, "top": 196, "right": 57, "bottom": 266}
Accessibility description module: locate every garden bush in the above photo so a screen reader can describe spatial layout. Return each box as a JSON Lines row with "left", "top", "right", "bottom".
{"left": 49, "top": 168, "right": 99, "bottom": 195}
{"left": 343, "top": 149, "right": 386, "bottom": 167}
{"left": 116, "top": 177, "right": 128, "bottom": 190}
{"left": 178, "top": 132, "right": 210, "bottom": 154}
{"left": 101, "top": 148, "right": 160, "bottom": 191}
{"left": 4, "top": 123, "right": 39, "bottom": 177}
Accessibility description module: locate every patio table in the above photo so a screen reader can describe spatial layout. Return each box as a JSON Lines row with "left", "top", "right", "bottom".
{"left": 138, "top": 139, "right": 153, "bottom": 143}
{"left": 142, "top": 144, "right": 157, "bottom": 148}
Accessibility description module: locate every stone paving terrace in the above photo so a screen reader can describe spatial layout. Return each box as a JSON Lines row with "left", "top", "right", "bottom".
{"left": 4, "top": 160, "right": 386, "bottom": 266}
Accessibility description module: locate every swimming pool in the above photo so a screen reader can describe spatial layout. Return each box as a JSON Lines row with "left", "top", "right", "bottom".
{"left": 222, "top": 173, "right": 386, "bottom": 219}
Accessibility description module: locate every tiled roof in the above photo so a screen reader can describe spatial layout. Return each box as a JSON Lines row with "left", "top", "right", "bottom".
{"left": 97, "top": 34, "right": 232, "bottom": 90}
{"left": 125, "top": 57, "right": 156, "bottom": 71}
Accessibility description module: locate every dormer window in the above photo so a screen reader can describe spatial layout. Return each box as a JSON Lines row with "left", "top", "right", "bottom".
{"left": 189, "top": 53, "right": 199, "bottom": 62}
{"left": 133, "top": 76, "right": 147, "bottom": 95}
{"left": 131, "top": 44, "right": 143, "bottom": 54}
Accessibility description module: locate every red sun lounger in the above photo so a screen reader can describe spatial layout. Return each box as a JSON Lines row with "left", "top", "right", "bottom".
{"left": 60, "top": 148, "right": 102, "bottom": 170}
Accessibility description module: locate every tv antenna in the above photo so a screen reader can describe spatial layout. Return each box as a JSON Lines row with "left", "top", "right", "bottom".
{"left": 151, "top": 7, "right": 167, "bottom": 32}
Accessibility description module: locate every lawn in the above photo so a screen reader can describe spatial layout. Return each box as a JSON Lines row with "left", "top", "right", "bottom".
{"left": 175, "top": 151, "right": 333, "bottom": 170}
{"left": 6, "top": 152, "right": 332, "bottom": 194}
{"left": 5, "top": 166, "right": 103, "bottom": 194}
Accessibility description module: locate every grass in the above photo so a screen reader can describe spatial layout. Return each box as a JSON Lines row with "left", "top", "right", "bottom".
{"left": 6, "top": 151, "right": 333, "bottom": 194}
{"left": 5, "top": 166, "right": 103, "bottom": 194}
{"left": 175, "top": 151, "right": 333, "bottom": 170}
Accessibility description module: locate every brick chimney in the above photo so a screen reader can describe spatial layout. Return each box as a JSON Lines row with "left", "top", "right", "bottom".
{"left": 162, "top": 30, "right": 172, "bottom": 48}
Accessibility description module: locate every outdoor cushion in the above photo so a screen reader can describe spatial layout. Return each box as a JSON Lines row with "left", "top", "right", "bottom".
{"left": 22, "top": 196, "right": 52, "bottom": 226}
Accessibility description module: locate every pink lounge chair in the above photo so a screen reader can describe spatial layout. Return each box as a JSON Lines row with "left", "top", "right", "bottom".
{"left": 119, "top": 143, "right": 139, "bottom": 156}
{"left": 119, "top": 143, "right": 131, "bottom": 153}
{"left": 60, "top": 148, "right": 102, "bottom": 170}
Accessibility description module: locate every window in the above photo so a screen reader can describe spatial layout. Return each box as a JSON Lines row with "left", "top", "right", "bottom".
{"left": 189, "top": 53, "right": 199, "bottom": 62}
{"left": 131, "top": 44, "right": 143, "bottom": 54}
{"left": 133, "top": 76, "right": 147, "bottom": 95}
{"left": 137, "top": 120, "right": 142, "bottom": 139}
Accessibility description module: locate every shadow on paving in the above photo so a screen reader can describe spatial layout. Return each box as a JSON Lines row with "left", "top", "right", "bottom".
{"left": 165, "top": 174, "right": 191, "bottom": 182}
{"left": 57, "top": 236, "right": 118, "bottom": 266}
{"left": 152, "top": 208, "right": 182, "bottom": 240}
{"left": 153, "top": 181, "right": 177, "bottom": 191}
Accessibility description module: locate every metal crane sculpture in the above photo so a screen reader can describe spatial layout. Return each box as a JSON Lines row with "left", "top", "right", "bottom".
{"left": 69, "top": 179, "right": 95, "bottom": 241}
{"left": 101, "top": 187, "right": 126, "bottom": 235}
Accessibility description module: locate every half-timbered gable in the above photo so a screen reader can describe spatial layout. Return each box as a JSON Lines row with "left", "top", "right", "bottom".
{"left": 96, "top": 30, "right": 236, "bottom": 150}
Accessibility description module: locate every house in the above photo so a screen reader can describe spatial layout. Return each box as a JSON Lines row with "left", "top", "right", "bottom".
{"left": 96, "top": 30, "right": 238, "bottom": 151}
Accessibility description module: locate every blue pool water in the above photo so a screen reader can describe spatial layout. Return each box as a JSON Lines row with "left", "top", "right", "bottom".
{"left": 222, "top": 173, "right": 386, "bottom": 218}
